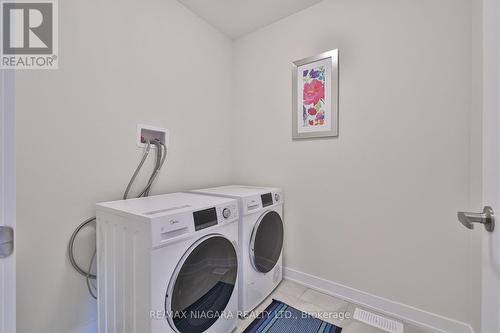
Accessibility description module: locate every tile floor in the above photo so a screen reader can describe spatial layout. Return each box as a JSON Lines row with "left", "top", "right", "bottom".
{"left": 235, "top": 280, "right": 435, "bottom": 333}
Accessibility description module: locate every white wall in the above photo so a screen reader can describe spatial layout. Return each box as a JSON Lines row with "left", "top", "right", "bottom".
{"left": 14, "top": 0, "right": 233, "bottom": 332}
{"left": 232, "top": 0, "right": 481, "bottom": 330}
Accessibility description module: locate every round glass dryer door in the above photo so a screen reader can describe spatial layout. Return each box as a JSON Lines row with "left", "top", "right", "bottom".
{"left": 250, "top": 211, "right": 284, "bottom": 273}
{"left": 168, "top": 235, "right": 237, "bottom": 333}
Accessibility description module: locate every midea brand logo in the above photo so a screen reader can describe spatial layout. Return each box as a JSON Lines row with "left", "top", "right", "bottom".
{"left": 0, "top": 0, "right": 58, "bottom": 69}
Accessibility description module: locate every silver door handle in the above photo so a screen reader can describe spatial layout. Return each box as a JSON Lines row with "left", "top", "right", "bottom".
{"left": 457, "top": 206, "right": 495, "bottom": 232}
{"left": 0, "top": 226, "right": 14, "bottom": 258}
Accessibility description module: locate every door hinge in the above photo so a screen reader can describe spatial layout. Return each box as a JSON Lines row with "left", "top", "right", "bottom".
{"left": 0, "top": 226, "right": 14, "bottom": 258}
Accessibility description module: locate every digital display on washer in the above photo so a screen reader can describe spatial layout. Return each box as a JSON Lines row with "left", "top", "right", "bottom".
{"left": 193, "top": 207, "right": 218, "bottom": 231}
{"left": 261, "top": 193, "right": 273, "bottom": 207}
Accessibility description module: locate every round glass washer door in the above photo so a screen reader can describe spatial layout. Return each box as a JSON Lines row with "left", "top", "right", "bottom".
{"left": 250, "top": 210, "right": 284, "bottom": 273}
{"left": 167, "top": 235, "right": 237, "bottom": 333}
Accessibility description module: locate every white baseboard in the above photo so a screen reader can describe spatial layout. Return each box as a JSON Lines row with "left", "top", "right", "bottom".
{"left": 283, "top": 267, "right": 474, "bottom": 333}
{"left": 69, "top": 269, "right": 473, "bottom": 333}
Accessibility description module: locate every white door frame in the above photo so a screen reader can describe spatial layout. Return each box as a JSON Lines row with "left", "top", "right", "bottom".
{"left": 0, "top": 69, "right": 16, "bottom": 333}
{"left": 482, "top": 0, "right": 500, "bottom": 331}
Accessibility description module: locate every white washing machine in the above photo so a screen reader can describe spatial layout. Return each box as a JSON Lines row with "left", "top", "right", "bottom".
{"left": 96, "top": 192, "right": 240, "bottom": 333}
{"left": 191, "top": 186, "right": 284, "bottom": 314}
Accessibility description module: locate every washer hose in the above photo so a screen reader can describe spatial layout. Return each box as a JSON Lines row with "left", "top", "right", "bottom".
{"left": 67, "top": 139, "right": 167, "bottom": 299}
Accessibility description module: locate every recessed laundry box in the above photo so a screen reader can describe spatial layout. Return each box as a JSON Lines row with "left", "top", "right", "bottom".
{"left": 191, "top": 185, "right": 284, "bottom": 314}
{"left": 96, "top": 192, "right": 239, "bottom": 333}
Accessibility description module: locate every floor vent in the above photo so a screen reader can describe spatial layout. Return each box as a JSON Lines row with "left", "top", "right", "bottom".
{"left": 353, "top": 308, "right": 404, "bottom": 333}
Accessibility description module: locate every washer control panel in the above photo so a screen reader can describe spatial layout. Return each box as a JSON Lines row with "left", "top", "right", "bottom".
{"left": 192, "top": 203, "right": 239, "bottom": 231}
{"left": 193, "top": 207, "right": 218, "bottom": 231}
{"left": 261, "top": 193, "right": 273, "bottom": 207}
{"left": 151, "top": 200, "right": 239, "bottom": 247}
{"left": 218, "top": 203, "right": 238, "bottom": 221}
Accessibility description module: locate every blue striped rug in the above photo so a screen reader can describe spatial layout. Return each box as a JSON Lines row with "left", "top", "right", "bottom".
{"left": 243, "top": 299, "right": 342, "bottom": 333}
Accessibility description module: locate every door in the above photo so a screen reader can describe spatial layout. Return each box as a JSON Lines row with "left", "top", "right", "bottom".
{"left": 0, "top": 69, "right": 15, "bottom": 333}
{"left": 482, "top": 0, "right": 500, "bottom": 331}
{"left": 250, "top": 211, "right": 284, "bottom": 273}
{"left": 167, "top": 235, "right": 238, "bottom": 333}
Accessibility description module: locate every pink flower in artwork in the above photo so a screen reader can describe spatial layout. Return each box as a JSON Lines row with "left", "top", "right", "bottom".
{"left": 307, "top": 108, "right": 317, "bottom": 116}
{"left": 303, "top": 79, "right": 324, "bottom": 105}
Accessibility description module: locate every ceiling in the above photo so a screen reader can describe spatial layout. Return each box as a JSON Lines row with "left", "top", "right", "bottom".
{"left": 178, "top": 0, "right": 324, "bottom": 39}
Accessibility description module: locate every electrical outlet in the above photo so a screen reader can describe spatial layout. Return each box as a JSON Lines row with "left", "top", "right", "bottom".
{"left": 137, "top": 124, "right": 169, "bottom": 149}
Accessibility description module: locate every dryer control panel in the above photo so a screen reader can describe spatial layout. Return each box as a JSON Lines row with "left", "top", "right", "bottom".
{"left": 242, "top": 189, "right": 283, "bottom": 215}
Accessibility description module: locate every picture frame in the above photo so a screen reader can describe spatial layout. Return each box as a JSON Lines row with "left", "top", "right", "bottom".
{"left": 292, "top": 49, "right": 339, "bottom": 139}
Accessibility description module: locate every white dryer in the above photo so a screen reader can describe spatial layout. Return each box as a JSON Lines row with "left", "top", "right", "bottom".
{"left": 191, "top": 186, "right": 284, "bottom": 314}
{"left": 96, "top": 192, "right": 239, "bottom": 333}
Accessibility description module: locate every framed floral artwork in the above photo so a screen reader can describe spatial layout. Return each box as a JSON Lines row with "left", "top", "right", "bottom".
{"left": 292, "top": 49, "right": 339, "bottom": 139}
